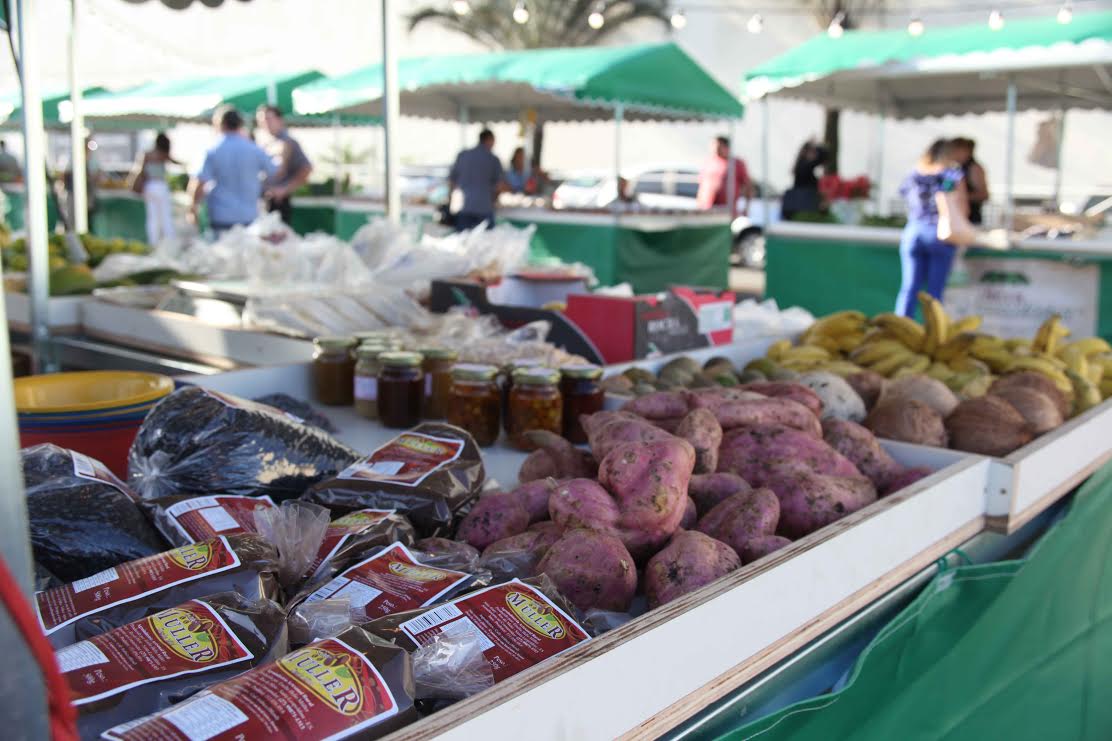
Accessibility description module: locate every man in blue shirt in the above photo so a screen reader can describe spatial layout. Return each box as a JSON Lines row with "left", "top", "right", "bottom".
{"left": 449, "top": 129, "right": 505, "bottom": 231}
{"left": 189, "top": 106, "right": 275, "bottom": 235}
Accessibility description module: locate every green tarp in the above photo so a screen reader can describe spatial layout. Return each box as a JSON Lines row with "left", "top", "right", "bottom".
{"left": 0, "top": 87, "right": 108, "bottom": 129}
{"left": 723, "top": 457, "right": 1112, "bottom": 740}
{"left": 293, "top": 42, "right": 743, "bottom": 121}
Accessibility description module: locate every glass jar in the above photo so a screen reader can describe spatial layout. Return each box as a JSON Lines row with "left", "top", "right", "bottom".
{"left": 447, "top": 364, "right": 501, "bottom": 446}
{"left": 559, "top": 364, "right": 604, "bottom": 444}
{"left": 501, "top": 359, "right": 542, "bottom": 434}
{"left": 353, "top": 330, "right": 394, "bottom": 346}
{"left": 353, "top": 344, "right": 388, "bottom": 419}
{"left": 377, "top": 351, "right": 425, "bottom": 429}
{"left": 420, "top": 348, "right": 459, "bottom": 419}
{"left": 312, "top": 336, "right": 357, "bottom": 406}
{"left": 508, "top": 367, "right": 562, "bottom": 451}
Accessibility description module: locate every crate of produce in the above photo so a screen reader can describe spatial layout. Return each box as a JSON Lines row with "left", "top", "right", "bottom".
{"left": 4, "top": 291, "right": 86, "bottom": 334}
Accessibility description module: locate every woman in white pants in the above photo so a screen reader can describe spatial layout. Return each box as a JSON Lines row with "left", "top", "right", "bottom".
{"left": 138, "top": 133, "right": 177, "bottom": 246}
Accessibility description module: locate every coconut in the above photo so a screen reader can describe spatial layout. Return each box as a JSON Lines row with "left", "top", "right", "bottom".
{"left": 845, "top": 370, "right": 887, "bottom": 410}
{"left": 988, "top": 387, "right": 1064, "bottom": 435}
{"left": 945, "top": 396, "right": 1033, "bottom": 456}
{"left": 881, "top": 374, "right": 959, "bottom": 416}
{"left": 989, "top": 371, "right": 1070, "bottom": 419}
{"left": 864, "top": 398, "right": 947, "bottom": 447}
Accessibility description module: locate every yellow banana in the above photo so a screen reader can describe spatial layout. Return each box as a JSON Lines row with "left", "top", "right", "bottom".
{"left": 1091, "top": 354, "right": 1112, "bottom": 378}
{"left": 1004, "top": 358, "right": 1072, "bottom": 394}
{"left": 1004, "top": 338, "right": 1032, "bottom": 352}
{"left": 961, "top": 374, "right": 995, "bottom": 398}
{"left": 780, "top": 345, "right": 833, "bottom": 363}
{"left": 779, "top": 358, "right": 826, "bottom": 372}
{"left": 1100, "top": 378, "right": 1112, "bottom": 399}
{"left": 766, "top": 339, "right": 792, "bottom": 361}
{"left": 949, "top": 315, "right": 983, "bottom": 334}
{"left": 1087, "top": 364, "right": 1104, "bottom": 386}
{"left": 945, "top": 371, "right": 982, "bottom": 393}
{"left": 867, "top": 348, "right": 918, "bottom": 377}
{"left": 836, "top": 331, "right": 867, "bottom": 353}
{"left": 1058, "top": 346, "right": 1091, "bottom": 378}
{"left": 871, "top": 313, "right": 926, "bottom": 352}
{"left": 947, "top": 355, "right": 990, "bottom": 374}
{"left": 935, "top": 332, "right": 982, "bottom": 362}
{"left": 805, "top": 311, "right": 867, "bottom": 340}
{"left": 849, "top": 339, "right": 908, "bottom": 366}
{"left": 1032, "top": 314, "right": 1071, "bottom": 355}
{"left": 888, "top": 354, "right": 932, "bottom": 378}
{"left": 817, "top": 361, "right": 865, "bottom": 377}
{"left": 1058, "top": 337, "right": 1112, "bottom": 359}
{"left": 926, "top": 361, "right": 956, "bottom": 381}
{"left": 918, "top": 292, "right": 950, "bottom": 355}
{"left": 1067, "top": 368, "right": 1102, "bottom": 415}
{"left": 971, "top": 348, "right": 1014, "bottom": 373}
{"left": 970, "top": 334, "right": 1005, "bottom": 354}
{"left": 802, "top": 333, "right": 841, "bottom": 354}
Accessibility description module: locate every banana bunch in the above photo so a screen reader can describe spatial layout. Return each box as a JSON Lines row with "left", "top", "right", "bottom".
{"left": 769, "top": 311, "right": 870, "bottom": 374}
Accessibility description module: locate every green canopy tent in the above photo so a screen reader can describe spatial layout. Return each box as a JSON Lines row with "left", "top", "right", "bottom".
{"left": 0, "top": 87, "right": 114, "bottom": 129}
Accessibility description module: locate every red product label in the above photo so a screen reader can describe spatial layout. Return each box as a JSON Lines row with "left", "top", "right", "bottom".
{"left": 304, "top": 542, "right": 470, "bottom": 620}
{"left": 58, "top": 599, "right": 252, "bottom": 706}
{"left": 399, "top": 579, "right": 589, "bottom": 682}
{"left": 102, "top": 637, "right": 398, "bottom": 741}
{"left": 35, "top": 537, "right": 242, "bottom": 635}
{"left": 306, "top": 509, "right": 396, "bottom": 580}
{"left": 71, "top": 450, "right": 131, "bottom": 495}
{"left": 337, "top": 432, "right": 464, "bottom": 488}
{"left": 164, "top": 495, "right": 276, "bottom": 544}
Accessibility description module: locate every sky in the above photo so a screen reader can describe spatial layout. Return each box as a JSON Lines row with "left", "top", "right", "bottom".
{"left": 1, "top": 0, "right": 1109, "bottom": 208}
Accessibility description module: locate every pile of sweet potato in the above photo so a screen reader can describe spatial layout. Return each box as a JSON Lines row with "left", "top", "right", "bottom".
{"left": 451, "top": 380, "right": 934, "bottom": 617}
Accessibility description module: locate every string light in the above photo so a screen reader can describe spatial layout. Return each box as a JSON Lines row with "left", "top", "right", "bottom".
{"left": 512, "top": 0, "right": 529, "bottom": 24}
{"left": 1057, "top": 2, "right": 1073, "bottom": 24}
{"left": 588, "top": 3, "right": 605, "bottom": 29}
{"left": 827, "top": 11, "right": 845, "bottom": 38}
{"left": 746, "top": 13, "right": 763, "bottom": 34}
{"left": 907, "top": 17, "right": 925, "bottom": 36}
{"left": 670, "top": 9, "right": 687, "bottom": 30}
{"left": 988, "top": 9, "right": 1004, "bottom": 30}
{"left": 451, "top": 0, "right": 470, "bottom": 15}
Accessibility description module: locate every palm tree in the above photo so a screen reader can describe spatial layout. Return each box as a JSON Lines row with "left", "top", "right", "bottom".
{"left": 408, "top": 0, "right": 672, "bottom": 161}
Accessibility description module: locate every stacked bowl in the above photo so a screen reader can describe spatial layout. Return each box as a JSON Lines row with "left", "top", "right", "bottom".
{"left": 14, "top": 371, "right": 174, "bottom": 477}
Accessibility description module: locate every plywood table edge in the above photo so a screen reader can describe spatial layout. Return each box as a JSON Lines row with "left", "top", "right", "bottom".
{"left": 996, "top": 449, "right": 1112, "bottom": 534}
{"left": 81, "top": 325, "right": 243, "bottom": 370}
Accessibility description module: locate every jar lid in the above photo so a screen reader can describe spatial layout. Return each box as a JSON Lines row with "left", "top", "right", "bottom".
{"left": 355, "top": 344, "right": 387, "bottom": 360}
{"left": 380, "top": 351, "right": 424, "bottom": 368}
{"left": 353, "top": 330, "right": 393, "bottom": 342}
{"left": 513, "top": 367, "right": 560, "bottom": 386}
{"left": 452, "top": 363, "right": 498, "bottom": 381}
{"left": 419, "top": 347, "right": 459, "bottom": 361}
{"left": 314, "top": 335, "right": 357, "bottom": 351}
{"left": 560, "top": 364, "right": 603, "bottom": 380}
{"left": 505, "top": 358, "right": 542, "bottom": 371}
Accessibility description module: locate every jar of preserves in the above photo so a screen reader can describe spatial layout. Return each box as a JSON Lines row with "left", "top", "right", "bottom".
{"left": 377, "top": 351, "right": 425, "bottom": 428}
{"left": 446, "top": 364, "right": 500, "bottom": 446}
{"left": 353, "top": 330, "right": 393, "bottom": 346}
{"left": 508, "top": 367, "right": 562, "bottom": 451}
{"left": 353, "top": 344, "right": 388, "bottom": 419}
{"left": 420, "top": 348, "right": 459, "bottom": 419}
{"left": 312, "top": 336, "right": 357, "bottom": 406}
{"left": 559, "top": 364, "right": 604, "bottom": 444}
{"left": 501, "top": 359, "right": 542, "bottom": 434}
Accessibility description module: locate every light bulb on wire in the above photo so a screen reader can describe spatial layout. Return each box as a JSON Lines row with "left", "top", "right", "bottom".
{"left": 588, "top": 3, "right": 605, "bottom": 29}
{"left": 907, "top": 17, "right": 924, "bottom": 36}
{"left": 512, "top": 0, "right": 529, "bottom": 24}
{"left": 670, "top": 9, "right": 687, "bottom": 30}
{"left": 747, "top": 13, "right": 763, "bottom": 34}
{"left": 827, "top": 11, "right": 845, "bottom": 38}
{"left": 988, "top": 9, "right": 1004, "bottom": 30}
{"left": 451, "top": 0, "right": 470, "bottom": 15}
{"left": 1057, "top": 2, "right": 1073, "bottom": 24}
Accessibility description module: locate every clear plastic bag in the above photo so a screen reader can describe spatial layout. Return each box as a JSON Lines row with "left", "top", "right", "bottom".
{"left": 286, "top": 598, "right": 354, "bottom": 646}
{"left": 412, "top": 629, "right": 496, "bottom": 701}
{"left": 254, "top": 500, "right": 331, "bottom": 589}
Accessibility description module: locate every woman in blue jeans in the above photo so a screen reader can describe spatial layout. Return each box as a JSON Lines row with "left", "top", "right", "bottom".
{"left": 895, "top": 139, "right": 968, "bottom": 317}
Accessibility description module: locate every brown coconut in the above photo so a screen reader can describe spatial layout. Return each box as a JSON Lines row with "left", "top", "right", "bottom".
{"left": 881, "top": 374, "right": 960, "bottom": 417}
{"left": 845, "top": 370, "right": 887, "bottom": 410}
{"left": 989, "top": 372, "right": 1070, "bottom": 419}
{"left": 945, "top": 396, "right": 1033, "bottom": 456}
{"left": 864, "top": 398, "right": 947, "bottom": 447}
{"left": 988, "top": 387, "right": 1064, "bottom": 435}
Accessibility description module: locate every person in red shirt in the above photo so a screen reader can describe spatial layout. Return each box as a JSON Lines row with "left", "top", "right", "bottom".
{"left": 696, "top": 135, "right": 753, "bottom": 213}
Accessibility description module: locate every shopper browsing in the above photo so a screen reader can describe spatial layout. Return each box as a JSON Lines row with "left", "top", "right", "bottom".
{"left": 189, "top": 106, "right": 275, "bottom": 235}
{"left": 696, "top": 135, "right": 753, "bottom": 213}
{"left": 132, "top": 133, "right": 178, "bottom": 246}
{"left": 782, "top": 139, "right": 827, "bottom": 220}
{"left": 951, "top": 137, "right": 989, "bottom": 225}
{"left": 256, "top": 105, "right": 313, "bottom": 224}
{"left": 449, "top": 129, "right": 506, "bottom": 231}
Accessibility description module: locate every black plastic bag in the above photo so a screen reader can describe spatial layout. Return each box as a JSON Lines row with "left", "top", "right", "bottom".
{"left": 128, "top": 386, "right": 359, "bottom": 501}
{"left": 23, "top": 444, "right": 167, "bottom": 582}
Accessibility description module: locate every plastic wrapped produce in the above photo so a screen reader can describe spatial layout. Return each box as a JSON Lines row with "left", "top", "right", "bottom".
{"left": 305, "top": 509, "right": 418, "bottom": 584}
{"left": 142, "top": 494, "right": 277, "bottom": 546}
{"left": 129, "top": 387, "right": 359, "bottom": 501}
{"left": 23, "top": 445, "right": 167, "bottom": 582}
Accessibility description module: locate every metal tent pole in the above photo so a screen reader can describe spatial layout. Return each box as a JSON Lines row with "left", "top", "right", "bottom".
{"left": 761, "top": 97, "right": 770, "bottom": 225}
{"left": 613, "top": 103, "right": 624, "bottom": 199}
{"left": 332, "top": 112, "right": 342, "bottom": 235}
{"left": 1053, "top": 108, "right": 1065, "bottom": 208}
{"left": 726, "top": 119, "right": 737, "bottom": 220}
{"left": 875, "top": 109, "right": 887, "bottom": 213}
{"left": 381, "top": 0, "right": 400, "bottom": 225}
{"left": 459, "top": 104, "right": 469, "bottom": 150}
{"left": 1004, "top": 77, "right": 1017, "bottom": 227}
{"left": 68, "top": 0, "right": 87, "bottom": 234}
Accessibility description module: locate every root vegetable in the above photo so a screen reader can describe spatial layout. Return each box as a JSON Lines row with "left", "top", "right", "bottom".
{"left": 988, "top": 387, "right": 1063, "bottom": 435}
{"left": 821, "top": 418, "right": 904, "bottom": 492}
{"left": 880, "top": 466, "right": 933, "bottom": 496}
{"left": 680, "top": 497, "right": 698, "bottom": 529}
{"left": 675, "top": 407, "right": 723, "bottom": 474}
{"left": 741, "top": 535, "right": 792, "bottom": 564}
{"left": 865, "top": 398, "right": 948, "bottom": 447}
{"left": 717, "top": 425, "right": 861, "bottom": 487}
{"left": 696, "top": 489, "right": 780, "bottom": 559}
{"left": 537, "top": 529, "right": 638, "bottom": 612}
{"left": 523, "top": 430, "right": 595, "bottom": 480}
{"left": 548, "top": 478, "right": 620, "bottom": 534}
{"left": 581, "top": 410, "right": 675, "bottom": 461}
{"left": 845, "top": 371, "right": 887, "bottom": 410}
{"left": 511, "top": 478, "right": 558, "bottom": 524}
{"left": 455, "top": 493, "right": 529, "bottom": 550}
{"left": 742, "top": 382, "right": 824, "bottom": 417}
{"left": 946, "top": 396, "right": 1033, "bottom": 456}
{"left": 518, "top": 449, "right": 558, "bottom": 482}
{"left": 621, "top": 391, "right": 690, "bottom": 420}
{"left": 767, "top": 467, "right": 877, "bottom": 539}
{"left": 685, "top": 392, "right": 822, "bottom": 436}
{"left": 480, "top": 526, "right": 565, "bottom": 581}
{"left": 644, "top": 530, "right": 740, "bottom": 609}
{"left": 688, "top": 472, "right": 753, "bottom": 516}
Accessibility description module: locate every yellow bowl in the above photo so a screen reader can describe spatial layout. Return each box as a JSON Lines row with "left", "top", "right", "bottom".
{"left": 14, "top": 371, "right": 174, "bottom": 414}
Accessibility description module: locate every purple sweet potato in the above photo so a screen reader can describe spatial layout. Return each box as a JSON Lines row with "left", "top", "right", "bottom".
{"left": 581, "top": 411, "right": 675, "bottom": 461}
{"left": 479, "top": 526, "right": 564, "bottom": 581}
{"left": 696, "top": 489, "right": 780, "bottom": 558}
{"left": 743, "top": 382, "right": 824, "bottom": 417}
{"left": 688, "top": 472, "right": 753, "bottom": 516}
{"left": 537, "top": 529, "right": 638, "bottom": 612}
{"left": 622, "top": 390, "right": 691, "bottom": 420}
{"left": 717, "top": 425, "right": 861, "bottom": 487}
{"left": 675, "top": 407, "right": 723, "bottom": 474}
{"left": 741, "top": 535, "right": 792, "bottom": 564}
{"left": 680, "top": 497, "right": 698, "bottom": 530}
{"left": 821, "top": 418, "right": 905, "bottom": 492}
{"left": 644, "top": 530, "right": 740, "bottom": 609}
{"left": 548, "top": 478, "right": 621, "bottom": 534}
{"left": 686, "top": 393, "right": 822, "bottom": 437}
{"left": 880, "top": 466, "right": 933, "bottom": 496}
{"left": 455, "top": 492, "right": 530, "bottom": 550}
{"left": 518, "top": 448, "right": 559, "bottom": 483}
{"left": 649, "top": 416, "right": 686, "bottom": 434}
{"left": 687, "top": 387, "right": 767, "bottom": 404}
{"left": 523, "top": 430, "right": 595, "bottom": 480}
{"left": 766, "top": 467, "right": 877, "bottom": 539}
{"left": 512, "top": 478, "right": 558, "bottom": 524}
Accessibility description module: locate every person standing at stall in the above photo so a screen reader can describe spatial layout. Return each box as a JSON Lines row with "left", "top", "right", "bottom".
{"left": 189, "top": 107, "right": 275, "bottom": 236}
{"left": 257, "top": 105, "right": 313, "bottom": 224}
{"left": 132, "top": 132, "right": 179, "bottom": 246}
{"left": 449, "top": 129, "right": 505, "bottom": 231}
{"left": 895, "top": 139, "right": 968, "bottom": 317}
{"left": 782, "top": 139, "right": 827, "bottom": 220}
{"left": 696, "top": 135, "right": 753, "bottom": 213}
{"left": 952, "top": 137, "right": 989, "bottom": 225}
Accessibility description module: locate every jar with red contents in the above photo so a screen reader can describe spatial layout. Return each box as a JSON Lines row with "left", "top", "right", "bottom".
{"left": 559, "top": 364, "right": 604, "bottom": 444}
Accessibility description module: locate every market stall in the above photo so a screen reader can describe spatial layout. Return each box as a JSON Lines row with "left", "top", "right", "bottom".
{"left": 746, "top": 11, "right": 1112, "bottom": 326}
{"left": 293, "top": 42, "right": 741, "bottom": 291}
